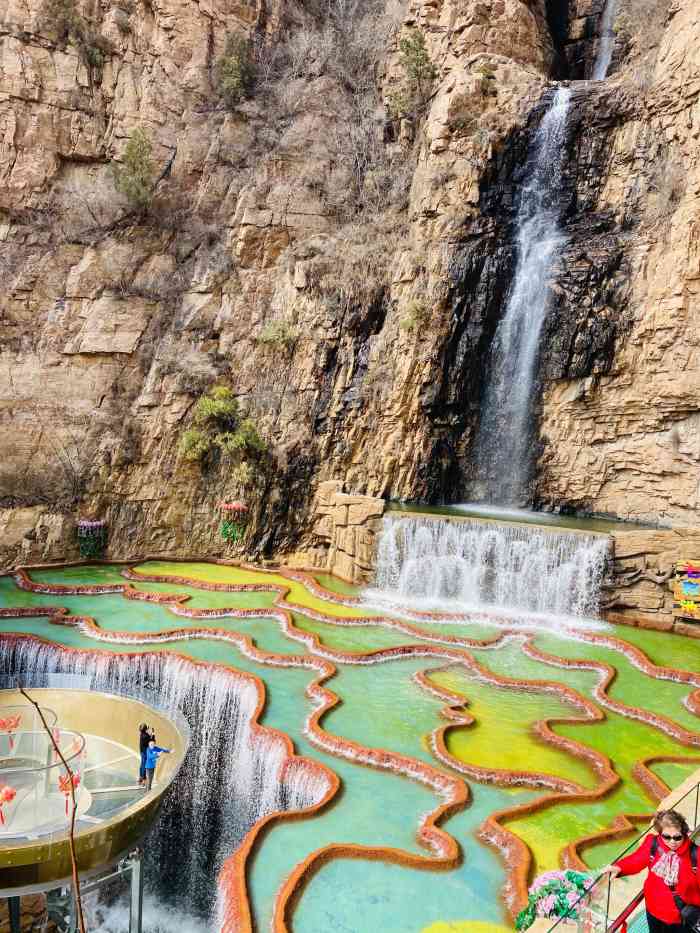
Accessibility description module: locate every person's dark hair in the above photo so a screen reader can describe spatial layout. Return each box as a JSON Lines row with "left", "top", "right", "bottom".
{"left": 654, "top": 809, "right": 690, "bottom": 836}
{"left": 139, "top": 722, "right": 148, "bottom": 731}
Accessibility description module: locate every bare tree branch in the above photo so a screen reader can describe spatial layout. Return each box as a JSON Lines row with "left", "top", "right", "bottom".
{"left": 19, "top": 688, "right": 87, "bottom": 933}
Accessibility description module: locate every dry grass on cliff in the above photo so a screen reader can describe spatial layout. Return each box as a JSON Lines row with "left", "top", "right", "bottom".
{"left": 252, "top": 0, "right": 411, "bottom": 222}
{"left": 645, "top": 145, "right": 685, "bottom": 223}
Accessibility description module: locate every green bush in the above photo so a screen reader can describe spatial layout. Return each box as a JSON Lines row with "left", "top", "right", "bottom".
{"left": 386, "top": 88, "right": 412, "bottom": 120}
{"left": 112, "top": 128, "right": 155, "bottom": 209}
{"left": 387, "top": 29, "right": 436, "bottom": 120}
{"left": 400, "top": 299, "right": 430, "bottom": 332}
{"left": 257, "top": 320, "right": 297, "bottom": 349}
{"left": 230, "top": 418, "right": 266, "bottom": 453}
{"left": 216, "top": 34, "right": 256, "bottom": 107}
{"left": 180, "top": 428, "right": 211, "bottom": 462}
{"left": 40, "top": 0, "right": 113, "bottom": 69}
{"left": 193, "top": 385, "right": 239, "bottom": 426}
{"left": 231, "top": 461, "right": 255, "bottom": 489}
{"left": 179, "top": 386, "right": 266, "bottom": 468}
{"left": 41, "top": 0, "right": 81, "bottom": 42}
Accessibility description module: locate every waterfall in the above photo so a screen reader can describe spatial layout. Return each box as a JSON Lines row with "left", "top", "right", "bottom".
{"left": 0, "top": 644, "right": 328, "bottom": 922}
{"left": 371, "top": 516, "right": 609, "bottom": 621}
{"left": 282, "top": 759, "right": 332, "bottom": 812}
{"left": 473, "top": 87, "right": 572, "bottom": 506}
{"left": 592, "top": 0, "right": 619, "bottom": 80}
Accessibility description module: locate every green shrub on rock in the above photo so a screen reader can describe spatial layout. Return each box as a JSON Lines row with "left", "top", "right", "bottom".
{"left": 386, "top": 29, "right": 437, "bottom": 121}
{"left": 398, "top": 30, "right": 437, "bottom": 97}
{"left": 179, "top": 387, "right": 266, "bottom": 472}
{"left": 216, "top": 34, "right": 256, "bottom": 107}
{"left": 257, "top": 320, "right": 297, "bottom": 349}
{"left": 40, "top": 0, "right": 114, "bottom": 71}
{"left": 193, "top": 385, "right": 240, "bottom": 426}
{"left": 180, "top": 428, "right": 211, "bottom": 462}
{"left": 112, "top": 128, "right": 155, "bottom": 209}
{"left": 400, "top": 298, "right": 430, "bottom": 332}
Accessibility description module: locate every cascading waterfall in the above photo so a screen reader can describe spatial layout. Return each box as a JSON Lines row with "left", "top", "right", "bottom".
{"left": 472, "top": 87, "right": 572, "bottom": 506}
{"left": 0, "top": 643, "right": 329, "bottom": 922}
{"left": 371, "top": 516, "right": 609, "bottom": 621}
{"left": 592, "top": 0, "right": 619, "bottom": 80}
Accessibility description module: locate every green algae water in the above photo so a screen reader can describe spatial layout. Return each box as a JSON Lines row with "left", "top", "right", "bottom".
{"left": 2, "top": 560, "right": 700, "bottom": 931}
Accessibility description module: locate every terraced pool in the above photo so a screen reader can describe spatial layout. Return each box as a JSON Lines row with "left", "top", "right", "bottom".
{"left": 1, "top": 553, "right": 699, "bottom": 932}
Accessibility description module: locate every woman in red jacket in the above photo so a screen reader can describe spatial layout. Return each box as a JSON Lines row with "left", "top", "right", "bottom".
{"left": 602, "top": 809, "right": 700, "bottom": 932}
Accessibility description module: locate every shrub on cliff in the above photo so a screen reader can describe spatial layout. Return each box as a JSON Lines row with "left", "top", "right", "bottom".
{"left": 400, "top": 299, "right": 430, "bottom": 333}
{"left": 387, "top": 29, "right": 437, "bottom": 119}
{"left": 179, "top": 387, "right": 266, "bottom": 472}
{"left": 41, "top": 0, "right": 81, "bottom": 43}
{"left": 398, "top": 30, "right": 437, "bottom": 98}
{"left": 40, "top": 0, "right": 113, "bottom": 71}
{"left": 257, "top": 319, "right": 298, "bottom": 350}
{"left": 216, "top": 34, "right": 256, "bottom": 107}
{"left": 112, "top": 128, "right": 155, "bottom": 209}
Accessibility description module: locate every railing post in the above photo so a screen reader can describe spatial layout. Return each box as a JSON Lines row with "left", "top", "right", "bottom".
{"left": 129, "top": 848, "right": 144, "bottom": 933}
{"left": 694, "top": 781, "right": 699, "bottom": 830}
{"left": 7, "top": 897, "right": 21, "bottom": 933}
{"left": 605, "top": 874, "right": 612, "bottom": 929}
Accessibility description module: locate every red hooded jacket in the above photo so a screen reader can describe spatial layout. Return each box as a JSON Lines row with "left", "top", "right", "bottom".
{"left": 615, "top": 834, "right": 700, "bottom": 923}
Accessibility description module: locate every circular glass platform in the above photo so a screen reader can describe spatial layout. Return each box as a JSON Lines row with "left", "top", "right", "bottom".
{"left": 0, "top": 686, "right": 189, "bottom": 895}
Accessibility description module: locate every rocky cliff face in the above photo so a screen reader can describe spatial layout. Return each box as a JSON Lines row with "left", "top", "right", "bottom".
{"left": 537, "top": 0, "right": 700, "bottom": 526}
{"left": 0, "top": 0, "right": 696, "bottom": 568}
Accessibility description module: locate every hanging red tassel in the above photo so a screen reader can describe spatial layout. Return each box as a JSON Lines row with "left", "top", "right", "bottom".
{"left": 0, "top": 784, "right": 17, "bottom": 825}
{"left": 58, "top": 773, "right": 80, "bottom": 816}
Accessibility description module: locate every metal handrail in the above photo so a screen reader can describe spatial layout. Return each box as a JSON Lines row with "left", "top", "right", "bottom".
{"left": 547, "top": 777, "right": 700, "bottom": 932}
{"left": 607, "top": 891, "right": 644, "bottom": 932}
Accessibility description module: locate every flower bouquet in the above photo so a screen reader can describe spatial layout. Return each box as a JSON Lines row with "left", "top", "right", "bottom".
{"left": 515, "top": 870, "right": 594, "bottom": 930}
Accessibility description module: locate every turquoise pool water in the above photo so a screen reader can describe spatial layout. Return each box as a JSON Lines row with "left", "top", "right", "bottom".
{"left": 2, "top": 562, "right": 700, "bottom": 932}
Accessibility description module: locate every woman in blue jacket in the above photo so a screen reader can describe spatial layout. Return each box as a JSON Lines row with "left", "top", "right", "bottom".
{"left": 144, "top": 739, "right": 171, "bottom": 790}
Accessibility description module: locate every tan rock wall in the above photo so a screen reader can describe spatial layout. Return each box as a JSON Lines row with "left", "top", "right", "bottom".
{"left": 0, "top": 894, "right": 54, "bottom": 933}
{"left": 1, "top": 0, "right": 554, "bottom": 560}
{"left": 0, "top": 507, "right": 76, "bottom": 569}
{"left": 604, "top": 527, "right": 700, "bottom": 634}
{"left": 287, "top": 481, "right": 385, "bottom": 583}
{"left": 537, "top": 1, "right": 700, "bottom": 526}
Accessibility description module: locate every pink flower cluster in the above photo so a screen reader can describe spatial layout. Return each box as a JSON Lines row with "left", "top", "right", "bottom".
{"left": 530, "top": 870, "right": 568, "bottom": 892}
{"left": 536, "top": 894, "right": 557, "bottom": 917}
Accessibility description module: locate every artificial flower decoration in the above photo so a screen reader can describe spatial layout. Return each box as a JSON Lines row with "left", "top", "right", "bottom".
{"left": 219, "top": 501, "right": 249, "bottom": 543}
{"left": 515, "top": 870, "right": 594, "bottom": 930}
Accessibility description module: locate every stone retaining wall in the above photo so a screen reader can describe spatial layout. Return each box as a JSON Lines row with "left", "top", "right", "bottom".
{"left": 605, "top": 527, "right": 700, "bottom": 636}
{"left": 286, "top": 482, "right": 385, "bottom": 584}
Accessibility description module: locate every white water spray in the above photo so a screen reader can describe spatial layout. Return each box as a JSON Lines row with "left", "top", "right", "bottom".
{"left": 592, "top": 0, "right": 619, "bottom": 80}
{"left": 90, "top": 896, "right": 210, "bottom": 933}
{"left": 371, "top": 516, "right": 609, "bottom": 621}
{"left": 473, "top": 87, "right": 572, "bottom": 505}
{"left": 0, "top": 645, "right": 329, "bottom": 922}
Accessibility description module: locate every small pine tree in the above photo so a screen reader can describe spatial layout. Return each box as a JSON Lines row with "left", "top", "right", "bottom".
{"left": 112, "top": 128, "right": 155, "bottom": 209}
{"left": 216, "top": 34, "right": 256, "bottom": 107}
{"left": 398, "top": 30, "right": 437, "bottom": 98}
